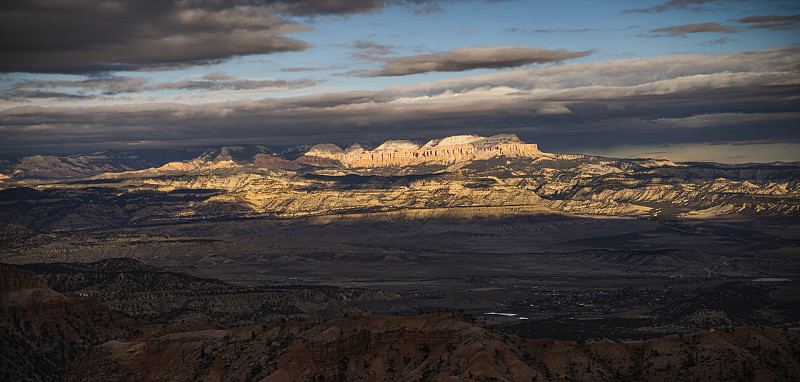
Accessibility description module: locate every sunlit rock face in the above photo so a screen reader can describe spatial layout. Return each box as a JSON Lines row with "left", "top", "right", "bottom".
{"left": 298, "top": 134, "right": 543, "bottom": 168}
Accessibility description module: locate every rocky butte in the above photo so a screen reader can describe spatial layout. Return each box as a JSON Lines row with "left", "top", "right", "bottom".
{"left": 296, "top": 134, "right": 546, "bottom": 168}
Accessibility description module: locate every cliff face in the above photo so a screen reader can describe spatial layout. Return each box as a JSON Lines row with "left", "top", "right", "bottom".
{"left": 1, "top": 135, "right": 798, "bottom": 228}
{"left": 297, "top": 134, "right": 544, "bottom": 168}
{"left": 65, "top": 314, "right": 800, "bottom": 382}
{"left": 253, "top": 153, "right": 302, "bottom": 170}
{"left": 0, "top": 265, "right": 150, "bottom": 382}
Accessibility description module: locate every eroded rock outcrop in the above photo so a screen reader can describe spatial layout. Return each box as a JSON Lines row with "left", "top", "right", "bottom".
{"left": 0, "top": 265, "right": 150, "bottom": 382}
{"left": 65, "top": 314, "right": 800, "bottom": 382}
{"left": 298, "top": 134, "right": 544, "bottom": 168}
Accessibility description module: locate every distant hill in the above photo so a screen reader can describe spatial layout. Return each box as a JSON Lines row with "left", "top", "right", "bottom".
{"left": 0, "top": 134, "right": 798, "bottom": 232}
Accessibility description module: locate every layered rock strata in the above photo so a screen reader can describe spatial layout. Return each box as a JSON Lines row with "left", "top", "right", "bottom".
{"left": 297, "top": 134, "right": 544, "bottom": 168}
{"left": 65, "top": 314, "right": 800, "bottom": 382}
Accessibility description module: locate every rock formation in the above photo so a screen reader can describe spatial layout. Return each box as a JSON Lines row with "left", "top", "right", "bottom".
{"left": 297, "top": 134, "right": 544, "bottom": 168}
{"left": 0, "top": 265, "right": 150, "bottom": 381}
{"left": 1, "top": 134, "right": 798, "bottom": 225}
{"left": 253, "top": 153, "right": 302, "bottom": 170}
{"left": 65, "top": 313, "right": 800, "bottom": 382}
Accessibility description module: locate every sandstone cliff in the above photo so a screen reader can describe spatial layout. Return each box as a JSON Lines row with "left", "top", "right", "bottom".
{"left": 1, "top": 135, "right": 798, "bottom": 227}
{"left": 297, "top": 134, "right": 544, "bottom": 168}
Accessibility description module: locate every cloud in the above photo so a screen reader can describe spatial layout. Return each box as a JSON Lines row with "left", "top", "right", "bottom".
{"left": 702, "top": 37, "right": 734, "bottom": 45}
{"left": 266, "top": 0, "right": 505, "bottom": 16}
{"left": 622, "top": 5, "right": 670, "bottom": 14}
{"left": 1, "top": 77, "right": 150, "bottom": 100}
{"left": 280, "top": 67, "right": 321, "bottom": 72}
{"left": 265, "top": 0, "right": 388, "bottom": 16}
{"left": 0, "top": 0, "right": 517, "bottom": 74}
{"left": 353, "top": 40, "right": 396, "bottom": 55}
{"left": 665, "top": 0, "right": 718, "bottom": 6}
{"left": 647, "top": 22, "right": 737, "bottom": 37}
{"left": 0, "top": 73, "right": 316, "bottom": 101}
{"left": 150, "top": 77, "right": 317, "bottom": 91}
{"left": 412, "top": 4, "right": 445, "bottom": 14}
{"left": 505, "top": 26, "right": 639, "bottom": 34}
{"left": 0, "top": 0, "right": 311, "bottom": 74}
{"left": 737, "top": 14, "right": 800, "bottom": 30}
{"left": 355, "top": 46, "right": 593, "bottom": 76}
{"left": 578, "top": 141, "right": 800, "bottom": 164}
{"left": 623, "top": 0, "right": 718, "bottom": 13}
{"left": 1, "top": 90, "right": 92, "bottom": 100}
{"left": 737, "top": 14, "right": 800, "bottom": 23}
{"left": 1, "top": 46, "right": 798, "bottom": 161}
{"left": 201, "top": 72, "right": 238, "bottom": 82}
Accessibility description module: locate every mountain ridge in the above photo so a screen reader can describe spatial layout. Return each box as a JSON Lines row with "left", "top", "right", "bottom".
{"left": 0, "top": 134, "right": 561, "bottom": 180}
{"left": 0, "top": 134, "right": 798, "bottom": 225}
{"left": 2, "top": 134, "right": 799, "bottom": 182}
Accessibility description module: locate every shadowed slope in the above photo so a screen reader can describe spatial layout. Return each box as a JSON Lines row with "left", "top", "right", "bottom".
{"left": 0, "top": 265, "right": 151, "bottom": 381}
{"left": 66, "top": 314, "right": 800, "bottom": 382}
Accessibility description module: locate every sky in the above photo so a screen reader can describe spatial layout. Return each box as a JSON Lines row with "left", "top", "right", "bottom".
{"left": 0, "top": 0, "right": 799, "bottom": 163}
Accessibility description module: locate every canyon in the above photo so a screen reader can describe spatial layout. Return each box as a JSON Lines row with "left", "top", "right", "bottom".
{"left": 1, "top": 134, "right": 799, "bottom": 381}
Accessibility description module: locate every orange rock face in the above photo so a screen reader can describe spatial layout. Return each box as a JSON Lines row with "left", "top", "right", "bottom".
{"left": 253, "top": 153, "right": 303, "bottom": 170}
{"left": 298, "top": 134, "right": 544, "bottom": 168}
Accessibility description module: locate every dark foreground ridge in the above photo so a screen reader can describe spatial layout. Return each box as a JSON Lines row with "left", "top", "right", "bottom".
{"left": 0, "top": 265, "right": 151, "bottom": 381}
{"left": 66, "top": 313, "right": 800, "bottom": 382}
{"left": 3, "top": 264, "right": 799, "bottom": 382}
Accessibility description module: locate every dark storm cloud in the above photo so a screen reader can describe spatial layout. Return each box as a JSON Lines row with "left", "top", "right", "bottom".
{"left": 0, "top": 0, "right": 512, "bottom": 74}
{"left": 737, "top": 14, "right": 800, "bottom": 30}
{"left": 647, "top": 22, "right": 737, "bottom": 37}
{"left": 1, "top": 46, "right": 797, "bottom": 154}
{"left": 0, "top": 0, "right": 311, "bottom": 74}
{"left": 355, "top": 46, "right": 593, "bottom": 77}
